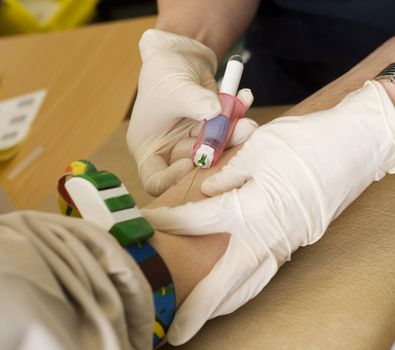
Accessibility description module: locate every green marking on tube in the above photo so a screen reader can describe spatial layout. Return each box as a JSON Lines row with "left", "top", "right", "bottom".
{"left": 197, "top": 154, "right": 207, "bottom": 167}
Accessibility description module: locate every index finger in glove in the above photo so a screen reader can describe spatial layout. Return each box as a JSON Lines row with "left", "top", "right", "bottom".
{"left": 201, "top": 145, "right": 252, "bottom": 197}
{"left": 141, "top": 190, "right": 240, "bottom": 236}
{"left": 140, "top": 154, "right": 194, "bottom": 197}
{"left": 227, "top": 88, "right": 257, "bottom": 147}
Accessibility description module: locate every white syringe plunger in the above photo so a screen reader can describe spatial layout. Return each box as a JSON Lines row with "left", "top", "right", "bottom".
{"left": 219, "top": 55, "right": 244, "bottom": 96}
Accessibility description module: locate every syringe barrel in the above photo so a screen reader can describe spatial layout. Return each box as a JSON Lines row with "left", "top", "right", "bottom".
{"left": 193, "top": 92, "right": 248, "bottom": 167}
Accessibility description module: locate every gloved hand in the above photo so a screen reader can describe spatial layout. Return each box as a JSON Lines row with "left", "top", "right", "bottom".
{"left": 142, "top": 80, "right": 395, "bottom": 345}
{"left": 127, "top": 29, "right": 257, "bottom": 197}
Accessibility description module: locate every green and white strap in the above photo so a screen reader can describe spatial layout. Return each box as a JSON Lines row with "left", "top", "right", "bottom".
{"left": 64, "top": 170, "right": 154, "bottom": 244}
{"left": 57, "top": 160, "right": 175, "bottom": 348}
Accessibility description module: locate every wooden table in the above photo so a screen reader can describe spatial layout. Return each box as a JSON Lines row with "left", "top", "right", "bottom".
{"left": 0, "top": 16, "right": 156, "bottom": 209}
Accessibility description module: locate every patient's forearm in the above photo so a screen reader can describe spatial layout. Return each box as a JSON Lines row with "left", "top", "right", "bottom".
{"left": 149, "top": 83, "right": 395, "bottom": 310}
{"left": 287, "top": 36, "right": 395, "bottom": 115}
{"left": 149, "top": 230, "right": 229, "bottom": 308}
{"left": 147, "top": 148, "right": 235, "bottom": 308}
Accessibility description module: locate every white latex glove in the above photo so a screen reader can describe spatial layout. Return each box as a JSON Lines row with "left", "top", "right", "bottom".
{"left": 127, "top": 29, "right": 257, "bottom": 196}
{"left": 142, "top": 80, "right": 395, "bottom": 345}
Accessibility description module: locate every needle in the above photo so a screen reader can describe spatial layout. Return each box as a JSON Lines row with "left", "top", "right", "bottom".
{"left": 181, "top": 166, "right": 202, "bottom": 204}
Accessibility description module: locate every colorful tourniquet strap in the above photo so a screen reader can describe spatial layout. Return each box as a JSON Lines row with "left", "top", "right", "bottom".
{"left": 57, "top": 160, "right": 175, "bottom": 348}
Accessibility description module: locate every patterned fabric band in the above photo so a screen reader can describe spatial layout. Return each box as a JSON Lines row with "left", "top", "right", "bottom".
{"left": 126, "top": 243, "right": 175, "bottom": 346}
{"left": 57, "top": 160, "right": 176, "bottom": 348}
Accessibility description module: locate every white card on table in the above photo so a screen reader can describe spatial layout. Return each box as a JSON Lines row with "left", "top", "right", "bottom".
{"left": 0, "top": 90, "right": 47, "bottom": 151}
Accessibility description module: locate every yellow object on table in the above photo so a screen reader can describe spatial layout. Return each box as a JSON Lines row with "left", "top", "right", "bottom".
{"left": 0, "top": 0, "right": 98, "bottom": 35}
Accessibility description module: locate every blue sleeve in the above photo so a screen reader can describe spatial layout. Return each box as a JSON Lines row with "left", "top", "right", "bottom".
{"left": 272, "top": 0, "right": 395, "bottom": 33}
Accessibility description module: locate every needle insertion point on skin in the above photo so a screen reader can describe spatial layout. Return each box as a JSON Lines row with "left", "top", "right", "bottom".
{"left": 181, "top": 166, "right": 202, "bottom": 204}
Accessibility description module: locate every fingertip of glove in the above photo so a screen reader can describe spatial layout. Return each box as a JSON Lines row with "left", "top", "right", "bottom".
{"left": 237, "top": 88, "right": 254, "bottom": 108}
{"left": 201, "top": 175, "right": 222, "bottom": 197}
{"left": 228, "top": 118, "right": 258, "bottom": 146}
{"left": 201, "top": 163, "right": 249, "bottom": 196}
{"left": 167, "top": 322, "right": 192, "bottom": 346}
{"left": 139, "top": 29, "right": 160, "bottom": 59}
{"left": 207, "top": 98, "right": 222, "bottom": 119}
{"left": 143, "top": 158, "right": 194, "bottom": 197}
{"left": 189, "top": 95, "right": 221, "bottom": 121}
{"left": 144, "top": 170, "right": 176, "bottom": 197}
{"left": 141, "top": 207, "right": 167, "bottom": 224}
{"left": 140, "top": 28, "right": 155, "bottom": 41}
{"left": 144, "top": 179, "right": 167, "bottom": 197}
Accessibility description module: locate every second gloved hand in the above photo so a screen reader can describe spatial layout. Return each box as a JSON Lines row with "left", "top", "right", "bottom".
{"left": 142, "top": 80, "right": 395, "bottom": 345}
{"left": 127, "top": 29, "right": 257, "bottom": 197}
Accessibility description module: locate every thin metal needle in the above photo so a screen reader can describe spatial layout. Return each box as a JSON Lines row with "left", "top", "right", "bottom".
{"left": 181, "top": 166, "right": 201, "bottom": 204}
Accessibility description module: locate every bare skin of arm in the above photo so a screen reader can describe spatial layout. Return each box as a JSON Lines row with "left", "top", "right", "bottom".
{"left": 147, "top": 36, "right": 395, "bottom": 309}
{"left": 156, "top": 0, "right": 261, "bottom": 61}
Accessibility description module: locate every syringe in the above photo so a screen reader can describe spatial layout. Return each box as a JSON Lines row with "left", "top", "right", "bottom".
{"left": 182, "top": 55, "right": 248, "bottom": 203}
{"left": 192, "top": 55, "right": 248, "bottom": 168}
